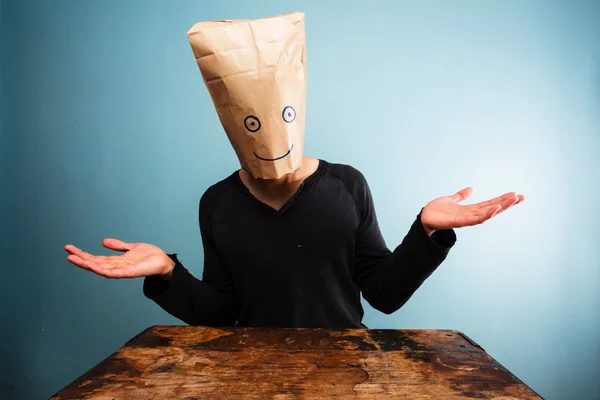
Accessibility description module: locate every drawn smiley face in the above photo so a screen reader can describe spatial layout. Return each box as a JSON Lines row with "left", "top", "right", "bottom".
{"left": 244, "top": 106, "right": 297, "bottom": 161}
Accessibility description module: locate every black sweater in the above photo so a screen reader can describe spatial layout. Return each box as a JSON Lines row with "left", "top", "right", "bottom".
{"left": 143, "top": 160, "right": 456, "bottom": 328}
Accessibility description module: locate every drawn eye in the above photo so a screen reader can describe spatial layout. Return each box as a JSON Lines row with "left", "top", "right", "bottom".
{"left": 282, "top": 106, "right": 296, "bottom": 123}
{"left": 244, "top": 115, "right": 261, "bottom": 132}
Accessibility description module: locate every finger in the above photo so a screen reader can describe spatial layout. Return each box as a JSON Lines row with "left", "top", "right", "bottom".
{"left": 67, "top": 255, "right": 126, "bottom": 278}
{"left": 64, "top": 245, "right": 106, "bottom": 263}
{"left": 476, "top": 205, "right": 501, "bottom": 224}
{"left": 486, "top": 204, "right": 502, "bottom": 219}
{"left": 102, "top": 238, "right": 134, "bottom": 253}
{"left": 474, "top": 192, "right": 518, "bottom": 209}
{"left": 490, "top": 195, "right": 521, "bottom": 218}
{"left": 67, "top": 254, "right": 102, "bottom": 272}
{"left": 64, "top": 244, "right": 87, "bottom": 256}
{"left": 515, "top": 194, "right": 526, "bottom": 205}
{"left": 67, "top": 250, "right": 127, "bottom": 270}
{"left": 457, "top": 193, "right": 523, "bottom": 227}
{"left": 451, "top": 187, "right": 474, "bottom": 203}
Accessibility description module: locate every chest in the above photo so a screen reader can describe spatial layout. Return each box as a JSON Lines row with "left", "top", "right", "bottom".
{"left": 212, "top": 185, "right": 359, "bottom": 271}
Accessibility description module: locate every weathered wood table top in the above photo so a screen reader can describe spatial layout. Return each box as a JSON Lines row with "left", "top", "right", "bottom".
{"left": 52, "top": 326, "right": 542, "bottom": 399}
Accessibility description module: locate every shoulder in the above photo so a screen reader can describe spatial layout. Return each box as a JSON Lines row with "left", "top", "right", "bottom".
{"left": 324, "top": 161, "right": 369, "bottom": 189}
{"left": 199, "top": 172, "right": 237, "bottom": 214}
{"left": 324, "top": 159, "right": 378, "bottom": 210}
{"left": 323, "top": 161, "right": 373, "bottom": 217}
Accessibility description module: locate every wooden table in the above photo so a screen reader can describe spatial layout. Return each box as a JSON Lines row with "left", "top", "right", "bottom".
{"left": 52, "top": 326, "right": 542, "bottom": 399}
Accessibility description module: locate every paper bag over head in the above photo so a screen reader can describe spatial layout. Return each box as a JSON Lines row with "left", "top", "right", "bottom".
{"left": 188, "top": 12, "right": 306, "bottom": 179}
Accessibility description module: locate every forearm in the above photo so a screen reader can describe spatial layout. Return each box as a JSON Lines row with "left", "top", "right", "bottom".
{"left": 144, "top": 256, "right": 238, "bottom": 326}
{"left": 359, "top": 216, "right": 455, "bottom": 314}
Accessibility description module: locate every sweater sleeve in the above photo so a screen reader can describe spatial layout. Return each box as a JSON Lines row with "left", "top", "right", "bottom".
{"left": 347, "top": 168, "right": 456, "bottom": 314}
{"left": 143, "top": 185, "right": 239, "bottom": 326}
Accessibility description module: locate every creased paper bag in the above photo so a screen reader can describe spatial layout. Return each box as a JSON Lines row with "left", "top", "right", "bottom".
{"left": 187, "top": 12, "right": 306, "bottom": 179}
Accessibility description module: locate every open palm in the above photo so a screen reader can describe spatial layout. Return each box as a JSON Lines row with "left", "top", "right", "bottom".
{"left": 64, "top": 239, "right": 174, "bottom": 279}
{"left": 421, "top": 187, "right": 524, "bottom": 234}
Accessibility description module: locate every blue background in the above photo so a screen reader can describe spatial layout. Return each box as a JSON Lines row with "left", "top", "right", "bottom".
{"left": 1, "top": 1, "right": 599, "bottom": 398}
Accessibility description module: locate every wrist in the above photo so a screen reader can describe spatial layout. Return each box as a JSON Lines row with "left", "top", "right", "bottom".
{"left": 422, "top": 223, "right": 436, "bottom": 237}
{"left": 420, "top": 207, "right": 436, "bottom": 237}
{"left": 159, "top": 256, "right": 176, "bottom": 281}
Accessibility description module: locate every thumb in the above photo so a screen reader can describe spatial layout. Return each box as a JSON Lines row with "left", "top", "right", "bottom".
{"left": 102, "top": 238, "right": 134, "bottom": 252}
{"left": 451, "top": 187, "right": 474, "bottom": 203}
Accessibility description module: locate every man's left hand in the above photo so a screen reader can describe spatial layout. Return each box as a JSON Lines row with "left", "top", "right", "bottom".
{"left": 421, "top": 187, "right": 525, "bottom": 237}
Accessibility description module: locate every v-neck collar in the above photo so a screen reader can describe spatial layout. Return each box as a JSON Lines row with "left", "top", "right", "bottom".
{"left": 230, "top": 159, "right": 327, "bottom": 216}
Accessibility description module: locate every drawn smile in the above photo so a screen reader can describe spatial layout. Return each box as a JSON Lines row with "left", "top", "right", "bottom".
{"left": 253, "top": 144, "right": 294, "bottom": 161}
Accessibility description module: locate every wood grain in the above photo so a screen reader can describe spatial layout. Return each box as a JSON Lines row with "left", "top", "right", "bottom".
{"left": 51, "top": 326, "right": 543, "bottom": 399}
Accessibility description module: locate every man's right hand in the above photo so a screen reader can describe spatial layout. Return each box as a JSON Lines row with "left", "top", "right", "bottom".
{"left": 64, "top": 239, "right": 176, "bottom": 280}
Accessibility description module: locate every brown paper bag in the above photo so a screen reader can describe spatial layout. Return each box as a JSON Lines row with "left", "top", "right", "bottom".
{"left": 187, "top": 12, "right": 306, "bottom": 179}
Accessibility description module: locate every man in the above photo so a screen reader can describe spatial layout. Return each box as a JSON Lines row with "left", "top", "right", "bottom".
{"left": 65, "top": 12, "right": 524, "bottom": 329}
